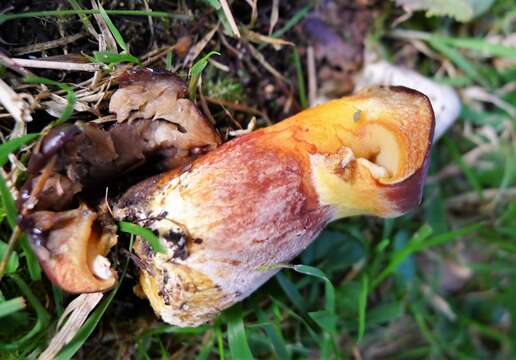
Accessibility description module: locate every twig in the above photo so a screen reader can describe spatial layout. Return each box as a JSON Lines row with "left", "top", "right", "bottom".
{"left": 228, "top": 116, "right": 256, "bottom": 137}
{"left": 183, "top": 25, "right": 218, "bottom": 67}
{"left": 219, "top": 0, "right": 241, "bottom": 38}
{"left": 240, "top": 28, "right": 293, "bottom": 47}
{"left": 141, "top": 37, "right": 192, "bottom": 67}
{"left": 463, "top": 86, "right": 516, "bottom": 118}
{"left": 12, "top": 32, "right": 87, "bottom": 55}
{"left": 245, "top": 0, "right": 258, "bottom": 27}
{"left": 269, "top": 0, "right": 279, "bottom": 36}
{"left": 0, "top": 78, "right": 32, "bottom": 137}
{"left": 205, "top": 96, "right": 265, "bottom": 117}
{"left": 120, "top": 248, "right": 155, "bottom": 276}
{"left": 91, "top": 0, "right": 118, "bottom": 52}
{"left": 427, "top": 144, "right": 498, "bottom": 183}
{"left": 307, "top": 46, "right": 317, "bottom": 107}
{"left": 198, "top": 83, "right": 217, "bottom": 125}
{"left": 141, "top": 45, "right": 175, "bottom": 67}
{"left": 143, "top": 0, "right": 155, "bottom": 46}
{"left": 39, "top": 293, "right": 103, "bottom": 360}
{"left": 247, "top": 43, "right": 287, "bottom": 82}
{"left": 10, "top": 58, "right": 100, "bottom": 72}
{"left": 421, "top": 284, "right": 456, "bottom": 322}
{"left": 446, "top": 187, "right": 516, "bottom": 209}
{"left": 0, "top": 53, "right": 33, "bottom": 76}
{"left": 208, "top": 59, "right": 230, "bottom": 72}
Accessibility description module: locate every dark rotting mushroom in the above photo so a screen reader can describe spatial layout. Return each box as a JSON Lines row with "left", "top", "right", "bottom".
{"left": 17, "top": 68, "right": 221, "bottom": 293}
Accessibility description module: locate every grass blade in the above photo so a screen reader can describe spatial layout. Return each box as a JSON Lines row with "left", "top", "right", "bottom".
{"left": 0, "top": 172, "right": 17, "bottom": 229}
{"left": 225, "top": 304, "right": 254, "bottom": 360}
{"left": 165, "top": 50, "right": 173, "bottom": 71}
{"left": 415, "top": 223, "right": 482, "bottom": 250}
{"left": 372, "top": 223, "right": 481, "bottom": 289}
{"left": 191, "top": 51, "right": 221, "bottom": 77}
{"left": 92, "top": 51, "right": 140, "bottom": 65}
{"left": 118, "top": 221, "right": 166, "bottom": 253}
{"left": 0, "top": 172, "right": 41, "bottom": 280}
{"left": 54, "top": 287, "right": 118, "bottom": 359}
{"left": 391, "top": 30, "right": 516, "bottom": 58}
{"left": 275, "top": 272, "right": 307, "bottom": 312}
{"left": 23, "top": 76, "right": 76, "bottom": 125}
{"left": 258, "top": 3, "right": 313, "bottom": 51}
{"left": 371, "top": 225, "right": 433, "bottom": 288}
{"left": 292, "top": 264, "right": 334, "bottom": 312}
{"left": 308, "top": 310, "right": 337, "bottom": 334}
{"left": 97, "top": 3, "right": 127, "bottom": 53}
{"left": 52, "top": 284, "right": 65, "bottom": 318}
{"left": 189, "top": 51, "right": 221, "bottom": 100}
{"left": 291, "top": 264, "right": 338, "bottom": 356}
{"left": 270, "top": 297, "right": 319, "bottom": 341}
{"left": 357, "top": 274, "right": 368, "bottom": 342}
{"left": 0, "top": 9, "right": 190, "bottom": 24}
{"left": 194, "top": 333, "right": 214, "bottom": 360}
{"left": 54, "top": 241, "right": 135, "bottom": 360}
{"left": 443, "top": 136, "right": 484, "bottom": 198}
{"left": 66, "top": 0, "right": 95, "bottom": 34}
{"left": 0, "top": 296, "right": 26, "bottom": 318}
{"left": 0, "top": 241, "right": 19, "bottom": 274}
{"left": 0, "top": 274, "right": 50, "bottom": 350}
{"left": 292, "top": 48, "right": 308, "bottom": 109}
{"left": 270, "top": 3, "right": 313, "bottom": 39}
{"left": 0, "top": 133, "right": 39, "bottom": 167}
{"left": 255, "top": 306, "right": 290, "bottom": 359}
{"left": 215, "top": 320, "right": 225, "bottom": 360}
{"left": 428, "top": 40, "right": 489, "bottom": 87}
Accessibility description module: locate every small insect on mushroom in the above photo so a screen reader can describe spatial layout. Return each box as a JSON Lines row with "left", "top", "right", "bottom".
{"left": 353, "top": 108, "right": 362, "bottom": 122}
{"left": 114, "top": 85, "right": 435, "bottom": 327}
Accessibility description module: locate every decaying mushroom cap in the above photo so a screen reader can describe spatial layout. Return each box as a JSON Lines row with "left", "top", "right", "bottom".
{"left": 18, "top": 68, "right": 221, "bottom": 294}
{"left": 114, "top": 86, "right": 435, "bottom": 326}
{"left": 20, "top": 204, "right": 117, "bottom": 293}
{"left": 109, "top": 68, "right": 220, "bottom": 167}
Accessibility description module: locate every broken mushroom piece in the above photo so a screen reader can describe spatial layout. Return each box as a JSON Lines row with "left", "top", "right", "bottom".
{"left": 109, "top": 68, "right": 221, "bottom": 168}
{"left": 114, "top": 86, "right": 435, "bottom": 327}
{"left": 17, "top": 68, "right": 221, "bottom": 293}
{"left": 19, "top": 203, "right": 117, "bottom": 293}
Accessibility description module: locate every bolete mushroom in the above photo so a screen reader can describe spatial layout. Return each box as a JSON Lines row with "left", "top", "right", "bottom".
{"left": 17, "top": 69, "right": 221, "bottom": 293}
{"left": 113, "top": 86, "right": 435, "bottom": 326}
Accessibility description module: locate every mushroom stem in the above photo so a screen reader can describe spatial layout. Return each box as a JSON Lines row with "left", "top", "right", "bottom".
{"left": 115, "top": 86, "right": 435, "bottom": 326}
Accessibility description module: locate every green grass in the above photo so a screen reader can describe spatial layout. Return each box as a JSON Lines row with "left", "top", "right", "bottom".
{"left": 0, "top": 297, "right": 25, "bottom": 318}
{"left": 292, "top": 48, "right": 308, "bottom": 109}
{"left": 189, "top": 51, "right": 221, "bottom": 100}
{"left": 0, "top": 9, "right": 190, "bottom": 24}
{"left": 23, "top": 76, "right": 76, "bottom": 126}
{"left": 118, "top": 221, "right": 166, "bottom": 254}
{"left": 1, "top": 0, "right": 515, "bottom": 358}
{"left": 97, "top": 3, "right": 129, "bottom": 53}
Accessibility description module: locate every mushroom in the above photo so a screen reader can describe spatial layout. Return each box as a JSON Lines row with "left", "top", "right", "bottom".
{"left": 113, "top": 86, "right": 435, "bottom": 326}
{"left": 19, "top": 203, "right": 117, "bottom": 293}
{"left": 17, "top": 68, "right": 221, "bottom": 293}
